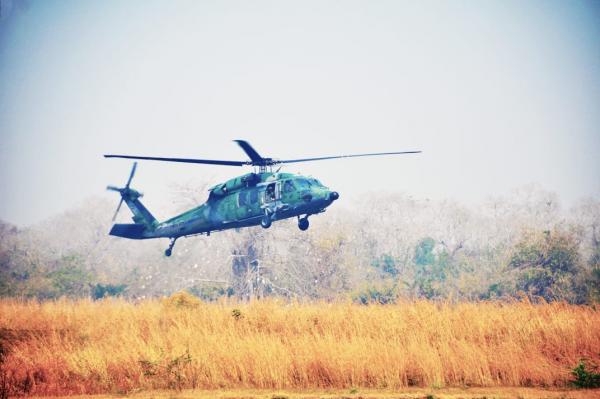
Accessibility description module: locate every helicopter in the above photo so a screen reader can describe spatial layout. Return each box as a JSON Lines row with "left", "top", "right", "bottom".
{"left": 105, "top": 140, "right": 420, "bottom": 256}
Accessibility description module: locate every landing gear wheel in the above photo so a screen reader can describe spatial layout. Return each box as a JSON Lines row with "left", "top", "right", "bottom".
{"left": 261, "top": 209, "right": 273, "bottom": 229}
{"left": 298, "top": 217, "right": 309, "bottom": 231}
{"left": 261, "top": 215, "right": 272, "bottom": 229}
{"left": 165, "top": 237, "right": 177, "bottom": 257}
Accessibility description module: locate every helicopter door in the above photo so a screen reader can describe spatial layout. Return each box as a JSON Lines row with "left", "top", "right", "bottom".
{"left": 237, "top": 190, "right": 252, "bottom": 219}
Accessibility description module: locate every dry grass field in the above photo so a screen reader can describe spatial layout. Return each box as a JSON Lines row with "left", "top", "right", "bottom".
{"left": 27, "top": 387, "right": 600, "bottom": 399}
{"left": 1, "top": 293, "right": 599, "bottom": 396}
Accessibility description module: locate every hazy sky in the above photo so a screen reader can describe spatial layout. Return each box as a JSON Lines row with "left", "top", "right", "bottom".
{"left": 1, "top": 0, "right": 599, "bottom": 226}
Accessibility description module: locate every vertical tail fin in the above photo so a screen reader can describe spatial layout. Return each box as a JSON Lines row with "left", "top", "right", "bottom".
{"left": 121, "top": 191, "right": 158, "bottom": 227}
{"left": 107, "top": 162, "right": 158, "bottom": 229}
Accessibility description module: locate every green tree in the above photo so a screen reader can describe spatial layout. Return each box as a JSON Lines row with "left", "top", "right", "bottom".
{"left": 412, "top": 237, "right": 449, "bottom": 299}
{"left": 509, "top": 229, "right": 581, "bottom": 302}
{"left": 586, "top": 239, "right": 600, "bottom": 303}
{"left": 352, "top": 282, "right": 397, "bottom": 304}
{"left": 46, "top": 255, "right": 93, "bottom": 298}
{"left": 371, "top": 254, "right": 398, "bottom": 276}
{"left": 415, "top": 238, "right": 436, "bottom": 267}
{"left": 92, "top": 283, "right": 127, "bottom": 299}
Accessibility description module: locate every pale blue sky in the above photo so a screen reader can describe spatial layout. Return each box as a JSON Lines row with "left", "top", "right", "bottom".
{"left": 1, "top": 0, "right": 599, "bottom": 226}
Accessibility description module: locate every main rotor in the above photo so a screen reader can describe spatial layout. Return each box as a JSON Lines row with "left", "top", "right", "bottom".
{"left": 104, "top": 140, "right": 421, "bottom": 173}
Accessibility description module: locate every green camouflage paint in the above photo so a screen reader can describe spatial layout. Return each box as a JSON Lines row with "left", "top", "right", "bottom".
{"left": 110, "top": 171, "right": 339, "bottom": 242}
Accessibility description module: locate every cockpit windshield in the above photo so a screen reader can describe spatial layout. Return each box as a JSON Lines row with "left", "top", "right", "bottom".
{"left": 292, "top": 178, "right": 324, "bottom": 190}
{"left": 308, "top": 178, "right": 324, "bottom": 187}
{"left": 293, "top": 179, "right": 311, "bottom": 190}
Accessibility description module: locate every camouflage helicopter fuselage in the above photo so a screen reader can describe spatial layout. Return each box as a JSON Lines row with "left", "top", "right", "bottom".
{"left": 110, "top": 171, "right": 339, "bottom": 253}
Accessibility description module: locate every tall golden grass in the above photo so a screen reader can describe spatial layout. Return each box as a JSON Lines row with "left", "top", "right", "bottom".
{"left": 1, "top": 294, "right": 599, "bottom": 396}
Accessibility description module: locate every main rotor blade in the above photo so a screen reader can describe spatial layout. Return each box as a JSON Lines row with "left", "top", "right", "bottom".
{"left": 234, "top": 140, "right": 264, "bottom": 163}
{"left": 279, "top": 150, "right": 422, "bottom": 164}
{"left": 125, "top": 162, "right": 137, "bottom": 188}
{"left": 104, "top": 155, "right": 246, "bottom": 166}
{"left": 112, "top": 198, "right": 124, "bottom": 222}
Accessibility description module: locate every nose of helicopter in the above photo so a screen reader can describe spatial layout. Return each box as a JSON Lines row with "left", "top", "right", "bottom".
{"left": 329, "top": 191, "right": 340, "bottom": 201}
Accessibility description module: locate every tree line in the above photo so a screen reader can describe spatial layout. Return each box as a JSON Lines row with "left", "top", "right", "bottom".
{"left": 1, "top": 184, "right": 598, "bottom": 303}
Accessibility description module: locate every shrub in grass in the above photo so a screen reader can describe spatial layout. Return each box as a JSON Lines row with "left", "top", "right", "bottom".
{"left": 571, "top": 359, "right": 600, "bottom": 388}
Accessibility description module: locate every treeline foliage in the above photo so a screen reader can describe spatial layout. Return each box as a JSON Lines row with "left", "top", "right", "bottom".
{"left": 0, "top": 185, "right": 598, "bottom": 303}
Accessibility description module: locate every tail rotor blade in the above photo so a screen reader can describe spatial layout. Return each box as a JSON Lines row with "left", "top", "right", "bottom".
{"left": 125, "top": 162, "right": 137, "bottom": 189}
{"left": 108, "top": 162, "right": 138, "bottom": 222}
{"left": 112, "top": 198, "right": 124, "bottom": 221}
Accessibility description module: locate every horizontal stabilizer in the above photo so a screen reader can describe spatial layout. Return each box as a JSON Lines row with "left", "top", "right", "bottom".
{"left": 109, "top": 223, "right": 146, "bottom": 239}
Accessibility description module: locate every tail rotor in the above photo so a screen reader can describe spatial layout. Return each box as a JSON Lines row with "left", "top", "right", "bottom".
{"left": 107, "top": 162, "right": 142, "bottom": 221}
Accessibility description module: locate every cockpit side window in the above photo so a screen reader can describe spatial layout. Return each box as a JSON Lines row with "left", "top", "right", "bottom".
{"left": 293, "top": 178, "right": 311, "bottom": 190}
{"left": 283, "top": 180, "right": 294, "bottom": 193}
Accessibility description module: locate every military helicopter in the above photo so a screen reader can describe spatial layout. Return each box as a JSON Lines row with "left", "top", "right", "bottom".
{"left": 105, "top": 140, "right": 420, "bottom": 256}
